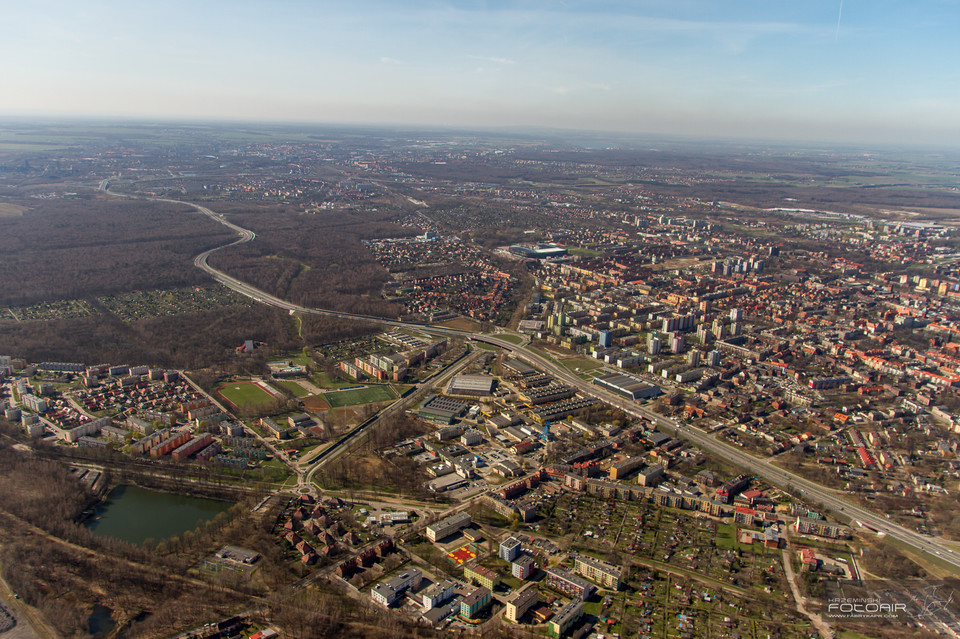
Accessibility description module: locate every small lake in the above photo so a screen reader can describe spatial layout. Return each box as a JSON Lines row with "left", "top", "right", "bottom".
{"left": 88, "top": 604, "right": 115, "bottom": 636}
{"left": 86, "top": 485, "right": 232, "bottom": 544}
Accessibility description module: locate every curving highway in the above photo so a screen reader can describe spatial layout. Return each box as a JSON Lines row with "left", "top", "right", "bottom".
{"left": 98, "top": 178, "right": 960, "bottom": 574}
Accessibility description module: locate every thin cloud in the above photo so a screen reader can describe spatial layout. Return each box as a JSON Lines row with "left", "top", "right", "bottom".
{"left": 468, "top": 55, "right": 517, "bottom": 65}
{"left": 380, "top": 56, "right": 403, "bottom": 65}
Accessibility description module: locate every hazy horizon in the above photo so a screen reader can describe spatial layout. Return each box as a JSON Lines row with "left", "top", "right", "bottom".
{"left": 4, "top": 1, "right": 960, "bottom": 146}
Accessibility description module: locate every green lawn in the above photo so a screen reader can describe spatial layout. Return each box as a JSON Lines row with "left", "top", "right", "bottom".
{"left": 497, "top": 333, "right": 524, "bottom": 345}
{"left": 313, "top": 371, "right": 359, "bottom": 389}
{"left": 715, "top": 524, "right": 737, "bottom": 550}
{"left": 885, "top": 535, "right": 960, "bottom": 579}
{"left": 291, "top": 350, "right": 314, "bottom": 367}
{"left": 277, "top": 380, "right": 310, "bottom": 398}
{"left": 568, "top": 247, "right": 603, "bottom": 258}
{"left": 217, "top": 382, "right": 278, "bottom": 410}
{"left": 563, "top": 357, "right": 604, "bottom": 372}
{"left": 527, "top": 345, "right": 560, "bottom": 364}
{"left": 323, "top": 385, "right": 396, "bottom": 408}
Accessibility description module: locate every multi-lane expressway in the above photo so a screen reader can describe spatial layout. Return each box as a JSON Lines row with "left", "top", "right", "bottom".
{"left": 98, "top": 180, "right": 960, "bottom": 574}
{"left": 474, "top": 333, "right": 960, "bottom": 572}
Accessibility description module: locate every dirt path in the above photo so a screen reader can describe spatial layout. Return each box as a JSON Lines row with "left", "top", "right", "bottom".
{"left": 0, "top": 556, "right": 47, "bottom": 639}
{"left": 781, "top": 548, "right": 833, "bottom": 639}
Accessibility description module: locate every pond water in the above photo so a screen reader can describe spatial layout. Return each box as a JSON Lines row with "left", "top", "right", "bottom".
{"left": 85, "top": 484, "right": 231, "bottom": 544}
{"left": 87, "top": 604, "right": 115, "bottom": 636}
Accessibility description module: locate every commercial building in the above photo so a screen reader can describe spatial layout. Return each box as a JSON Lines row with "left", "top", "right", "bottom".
{"left": 793, "top": 516, "right": 849, "bottom": 539}
{"left": 20, "top": 394, "right": 47, "bottom": 413}
{"left": 503, "top": 359, "right": 537, "bottom": 377}
{"left": 288, "top": 413, "right": 314, "bottom": 429}
{"left": 420, "top": 579, "right": 457, "bottom": 610}
{"left": 608, "top": 456, "right": 643, "bottom": 480}
{"left": 171, "top": 433, "right": 214, "bottom": 461}
{"left": 464, "top": 564, "right": 499, "bottom": 590}
{"left": 499, "top": 537, "right": 521, "bottom": 562}
{"left": 531, "top": 397, "right": 597, "bottom": 423}
{"left": 260, "top": 417, "right": 290, "bottom": 439}
{"left": 637, "top": 464, "right": 665, "bottom": 487}
{"left": 648, "top": 334, "right": 662, "bottom": 355}
{"left": 461, "top": 429, "right": 483, "bottom": 446}
{"left": 592, "top": 373, "right": 661, "bottom": 400}
{"left": 508, "top": 244, "right": 568, "bottom": 259}
{"left": 512, "top": 554, "right": 536, "bottom": 580}
{"left": 522, "top": 384, "right": 577, "bottom": 405}
{"left": 574, "top": 554, "right": 623, "bottom": 590}
{"left": 447, "top": 374, "right": 496, "bottom": 396}
{"left": 425, "top": 512, "right": 472, "bottom": 542}
{"left": 548, "top": 599, "right": 584, "bottom": 638}
{"left": 61, "top": 417, "right": 111, "bottom": 443}
{"left": 150, "top": 431, "right": 192, "bottom": 457}
{"left": 216, "top": 546, "right": 261, "bottom": 564}
{"left": 371, "top": 568, "right": 423, "bottom": 607}
{"left": 459, "top": 586, "right": 491, "bottom": 620}
{"left": 419, "top": 395, "right": 469, "bottom": 424}
{"left": 544, "top": 567, "right": 595, "bottom": 601}
{"left": 504, "top": 585, "right": 538, "bottom": 623}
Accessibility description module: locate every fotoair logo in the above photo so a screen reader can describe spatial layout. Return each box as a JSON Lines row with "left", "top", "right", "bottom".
{"left": 911, "top": 584, "right": 955, "bottom": 620}
{"left": 824, "top": 581, "right": 959, "bottom": 625}
{"left": 826, "top": 596, "right": 906, "bottom": 620}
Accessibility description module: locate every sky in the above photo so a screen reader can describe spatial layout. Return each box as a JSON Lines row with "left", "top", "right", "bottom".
{"left": 2, "top": 0, "right": 960, "bottom": 144}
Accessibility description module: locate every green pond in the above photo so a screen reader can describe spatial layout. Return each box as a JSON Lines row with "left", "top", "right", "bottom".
{"left": 86, "top": 484, "right": 231, "bottom": 544}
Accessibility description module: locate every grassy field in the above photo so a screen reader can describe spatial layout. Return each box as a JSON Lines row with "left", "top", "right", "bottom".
{"left": 277, "top": 380, "right": 310, "bottom": 398}
{"left": 885, "top": 535, "right": 960, "bottom": 579}
{"left": 313, "top": 371, "right": 359, "bottom": 389}
{"left": 323, "top": 385, "right": 396, "bottom": 408}
{"left": 567, "top": 247, "right": 603, "bottom": 257}
{"left": 496, "top": 333, "right": 524, "bottom": 345}
{"left": 437, "top": 317, "right": 484, "bottom": 332}
{"left": 0, "top": 202, "right": 26, "bottom": 218}
{"left": 562, "top": 357, "right": 604, "bottom": 372}
{"left": 217, "top": 382, "right": 278, "bottom": 410}
{"left": 0, "top": 142, "right": 70, "bottom": 152}
{"left": 291, "top": 349, "right": 313, "bottom": 367}
{"left": 527, "top": 345, "right": 561, "bottom": 364}
{"left": 715, "top": 523, "right": 737, "bottom": 550}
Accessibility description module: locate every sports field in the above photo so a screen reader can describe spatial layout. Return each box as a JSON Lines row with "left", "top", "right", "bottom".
{"left": 446, "top": 545, "right": 477, "bottom": 565}
{"left": 303, "top": 395, "right": 331, "bottom": 411}
{"left": 323, "top": 385, "right": 395, "bottom": 408}
{"left": 217, "top": 382, "right": 279, "bottom": 410}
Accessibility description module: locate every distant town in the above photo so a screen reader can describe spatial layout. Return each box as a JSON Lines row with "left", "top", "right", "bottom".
{"left": 1, "top": 122, "right": 960, "bottom": 639}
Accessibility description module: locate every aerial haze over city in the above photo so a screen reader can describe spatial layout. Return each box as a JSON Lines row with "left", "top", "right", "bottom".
{"left": 1, "top": 2, "right": 960, "bottom": 639}
{"left": 5, "top": 1, "right": 960, "bottom": 144}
